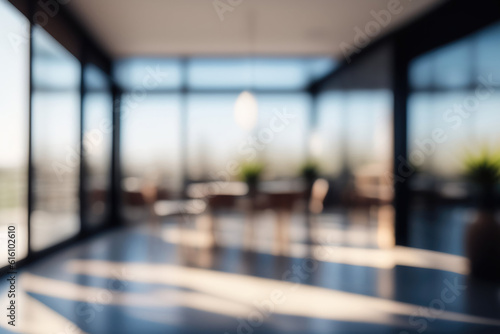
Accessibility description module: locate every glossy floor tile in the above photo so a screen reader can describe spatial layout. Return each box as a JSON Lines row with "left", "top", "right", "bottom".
{"left": 1, "top": 211, "right": 500, "bottom": 334}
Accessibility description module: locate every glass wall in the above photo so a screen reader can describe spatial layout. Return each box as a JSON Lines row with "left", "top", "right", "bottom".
{"left": 116, "top": 57, "right": 333, "bottom": 221}
{"left": 315, "top": 44, "right": 394, "bottom": 210}
{"left": 117, "top": 59, "right": 184, "bottom": 221}
{"left": 185, "top": 92, "right": 310, "bottom": 180}
{"left": 0, "top": 0, "right": 113, "bottom": 269}
{"left": 83, "top": 64, "right": 113, "bottom": 229}
{"left": 186, "top": 58, "right": 335, "bottom": 90}
{"left": 408, "top": 21, "right": 500, "bottom": 255}
{"left": 31, "top": 26, "right": 81, "bottom": 251}
{"left": 0, "top": 0, "right": 30, "bottom": 264}
{"left": 254, "top": 93, "right": 310, "bottom": 179}
{"left": 315, "top": 90, "right": 393, "bottom": 209}
{"left": 318, "top": 91, "right": 392, "bottom": 176}
{"left": 0, "top": 0, "right": 114, "bottom": 268}
{"left": 121, "top": 93, "right": 182, "bottom": 221}
{"left": 409, "top": 24, "right": 500, "bottom": 178}
{"left": 186, "top": 92, "right": 245, "bottom": 181}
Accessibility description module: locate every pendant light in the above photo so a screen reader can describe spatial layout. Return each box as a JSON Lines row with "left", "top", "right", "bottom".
{"left": 234, "top": 90, "right": 258, "bottom": 130}
{"left": 234, "top": 10, "right": 258, "bottom": 131}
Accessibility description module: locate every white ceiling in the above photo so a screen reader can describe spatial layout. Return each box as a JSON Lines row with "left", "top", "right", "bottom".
{"left": 67, "top": 0, "right": 446, "bottom": 58}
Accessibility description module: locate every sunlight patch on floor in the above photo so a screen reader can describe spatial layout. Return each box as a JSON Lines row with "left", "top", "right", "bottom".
{"left": 57, "top": 260, "right": 494, "bottom": 328}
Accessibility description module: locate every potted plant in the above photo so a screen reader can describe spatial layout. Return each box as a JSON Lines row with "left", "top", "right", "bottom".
{"left": 239, "top": 161, "right": 264, "bottom": 197}
{"left": 301, "top": 160, "right": 319, "bottom": 183}
{"left": 300, "top": 159, "right": 320, "bottom": 197}
{"left": 464, "top": 149, "right": 500, "bottom": 281}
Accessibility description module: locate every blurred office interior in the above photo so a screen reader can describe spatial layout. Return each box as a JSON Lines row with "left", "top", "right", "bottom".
{"left": 1, "top": 0, "right": 500, "bottom": 333}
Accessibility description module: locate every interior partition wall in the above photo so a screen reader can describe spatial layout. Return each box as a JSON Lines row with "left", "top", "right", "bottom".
{"left": 0, "top": 0, "right": 115, "bottom": 274}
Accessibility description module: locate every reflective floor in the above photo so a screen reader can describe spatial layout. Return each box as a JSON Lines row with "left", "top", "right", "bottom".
{"left": 1, "top": 209, "right": 500, "bottom": 334}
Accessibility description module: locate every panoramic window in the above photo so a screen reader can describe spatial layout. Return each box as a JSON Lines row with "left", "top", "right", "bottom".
{"left": 321, "top": 90, "right": 392, "bottom": 172}
{"left": 121, "top": 94, "right": 182, "bottom": 221}
{"left": 31, "top": 26, "right": 81, "bottom": 251}
{"left": 409, "top": 22, "right": 500, "bottom": 180}
{"left": 0, "top": 0, "right": 29, "bottom": 264}
{"left": 83, "top": 64, "right": 113, "bottom": 229}
{"left": 407, "top": 21, "right": 500, "bottom": 254}
{"left": 187, "top": 57, "right": 336, "bottom": 90}
{"left": 114, "top": 58, "right": 182, "bottom": 91}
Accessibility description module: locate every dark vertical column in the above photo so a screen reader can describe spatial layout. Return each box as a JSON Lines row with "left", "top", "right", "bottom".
{"left": 79, "top": 47, "right": 87, "bottom": 237}
{"left": 339, "top": 90, "right": 349, "bottom": 179}
{"left": 392, "top": 36, "right": 410, "bottom": 246}
{"left": 110, "top": 85, "right": 122, "bottom": 227}
{"left": 305, "top": 87, "right": 319, "bottom": 245}
{"left": 26, "top": 4, "right": 34, "bottom": 257}
{"left": 180, "top": 58, "right": 189, "bottom": 197}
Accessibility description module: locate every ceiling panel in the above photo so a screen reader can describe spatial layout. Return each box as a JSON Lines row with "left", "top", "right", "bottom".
{"left": 66, "top": 0, "right": 446, "bottom": 58}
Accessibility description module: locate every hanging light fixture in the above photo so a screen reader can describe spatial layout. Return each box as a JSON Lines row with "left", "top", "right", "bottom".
{"left": 234, "top": 11, "right": 258, "bottom": 131}
{"left": 234, "top": 90, "right": 258, "bottom": 130}
{"left": 309, "top": 131, "right": 323, "bottom": 158}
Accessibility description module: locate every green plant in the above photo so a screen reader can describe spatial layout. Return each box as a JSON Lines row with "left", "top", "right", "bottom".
{"left": 239, "top": 161, "right": 265, "bottom": 185}
{"left": 464, "top": 149, "right": 500, "bottom": 187}
{"left": 300, "top": 159, "right": 320, "bottom": 181}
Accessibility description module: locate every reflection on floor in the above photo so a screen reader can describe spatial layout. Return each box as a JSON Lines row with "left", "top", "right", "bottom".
{"left": 1, "top": 210, "right": 500, "bottom": 334}
{"left": 409, "top": 205, "right": 479, "bottom": 256}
